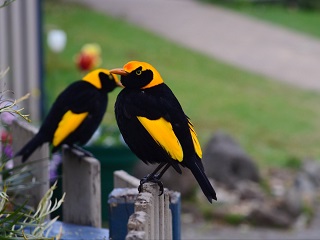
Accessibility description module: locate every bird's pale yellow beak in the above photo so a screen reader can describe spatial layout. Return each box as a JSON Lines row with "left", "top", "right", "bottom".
{"left": 110, "top": 68, "right": 128, "bottom": 76}
{"left": 109, "top": 73, "right": 124, "bottom": 88}
{"left": 116, "top": 79, "right": 124, "bottom": 88}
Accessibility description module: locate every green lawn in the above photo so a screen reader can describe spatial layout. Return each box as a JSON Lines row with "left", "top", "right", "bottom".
{"left": 202, "top": 0, "right": 320, "bottom": 39}
{"left": 44, "top": 0, "right": 320, "bottom": 168}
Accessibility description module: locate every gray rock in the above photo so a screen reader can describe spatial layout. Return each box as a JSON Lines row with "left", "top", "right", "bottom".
{"left": 202, "top": 131, "right": 260, "bottom": 188}
{"left": 281, "top": 185, "right": 303, "bottom": 218}
{"left": 247, "top": 202, "right": 294, "bottom": 228}
{"left": 302, "top": 159, "right": 320, "bottom": 188}
{"left": 236, "top": 181, "right": 265, "bottom": 201}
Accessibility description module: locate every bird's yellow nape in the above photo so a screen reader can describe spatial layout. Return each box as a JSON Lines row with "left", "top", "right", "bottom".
{"left": 82, "top": 68, "right": 121, "bottom": 89}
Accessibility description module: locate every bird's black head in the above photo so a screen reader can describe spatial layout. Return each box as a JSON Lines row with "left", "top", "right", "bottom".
{"left": 120, "top": 66, "right": 154, "bottom": 89}
{"left": 110, "top": 61, "right": 164, "bottom": 89}
{"left": 82, "top": 69, "right": 122, "bottom": 92}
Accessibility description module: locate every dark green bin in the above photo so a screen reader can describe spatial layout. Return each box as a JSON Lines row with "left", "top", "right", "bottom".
{"left": 84, "top": 145, "right": 138, "bottom": 223}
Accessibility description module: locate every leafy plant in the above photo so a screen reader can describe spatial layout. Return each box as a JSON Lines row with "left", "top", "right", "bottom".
{"left": 0, "top": 68, "right": 64, "bottom": 239}
{"left": 0, "top": 182, "right": 65, "bottom": 239}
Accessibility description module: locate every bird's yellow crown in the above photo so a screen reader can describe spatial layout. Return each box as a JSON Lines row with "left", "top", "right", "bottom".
{"left": 82, "top": 68, "right": 119, "bottom": 89}
{"left": 124, "top": 61, "right": 164, "bottom": 89}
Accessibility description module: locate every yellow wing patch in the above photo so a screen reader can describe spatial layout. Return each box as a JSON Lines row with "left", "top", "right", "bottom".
{"left": 137, "top": 116, "right": 183, "bottom": 162}
{"left": 188, "top": 120, "right": 202, "bottom": 158}
{"left": 53, "top": 110, "right": 89, "bottom": 147}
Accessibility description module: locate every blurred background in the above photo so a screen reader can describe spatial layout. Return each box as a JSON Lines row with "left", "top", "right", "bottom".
{"left": 2, "top": 0, "right": 320, "bottom": 239}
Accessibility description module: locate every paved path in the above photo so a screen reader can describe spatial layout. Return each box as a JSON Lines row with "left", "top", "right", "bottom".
{"left": 77, "top": 0, "right": 320, "bottom": 90}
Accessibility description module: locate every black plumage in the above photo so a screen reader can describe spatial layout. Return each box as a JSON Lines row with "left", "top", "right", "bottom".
{"left": 15, "top": 69, "right": 120, "bottom": 162}
{"left": 111, "top": 61, "right": 217, "bottom": 203}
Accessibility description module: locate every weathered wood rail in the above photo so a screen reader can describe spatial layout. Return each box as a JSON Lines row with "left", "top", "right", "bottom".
{"left": 111, "top": 170, "right": 181, "bottom": 240}
{"left": 0, "top": 0, "right": 42, "bottom": 122}
{"left": 10, "top": 120, "right": 181, "bottom": 239}
{"left": 11, "top": 119, "right": 102, "bottom": 227}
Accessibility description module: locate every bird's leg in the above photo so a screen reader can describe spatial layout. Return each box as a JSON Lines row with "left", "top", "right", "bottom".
{"left": 138, "top": 162, "right": 167, "bottom": 195}
{"left": 154, "top": 163, "right": 171, "bottom": 180}
{"left": 71, "top": 144, "right": 94, "bottom": 157}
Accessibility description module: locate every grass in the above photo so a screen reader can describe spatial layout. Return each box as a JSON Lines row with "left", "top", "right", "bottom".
{"left": 44, "top": 0, "right": 320, "bottom": 168}
{"left": 202, "top": 1, "right": 320, "bottom": 39}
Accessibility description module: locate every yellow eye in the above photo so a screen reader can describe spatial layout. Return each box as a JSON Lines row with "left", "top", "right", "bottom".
{"left": 136, "top": 70, "right": 142, "bottom": 75}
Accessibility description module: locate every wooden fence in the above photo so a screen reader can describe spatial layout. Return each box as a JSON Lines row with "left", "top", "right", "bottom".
{"left": 0, "top": 0, "right": 42, "bottom": 122}
{"left": 11, "top": 119, "right": 102, "bottom": 228}
{"left": 110, "top": 170, "right": 181, "bottom": 240}
{"left": 9, "top": 119, "right": 181, "bottom": 239}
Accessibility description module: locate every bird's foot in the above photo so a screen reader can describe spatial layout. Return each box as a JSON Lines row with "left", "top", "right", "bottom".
{"left": 138, "top": 174, "right": 164, "bottom": 196}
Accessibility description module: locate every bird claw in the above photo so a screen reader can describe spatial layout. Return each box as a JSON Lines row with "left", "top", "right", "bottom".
{"left": 138, "top": 174, "right": 164, "bottom": 196}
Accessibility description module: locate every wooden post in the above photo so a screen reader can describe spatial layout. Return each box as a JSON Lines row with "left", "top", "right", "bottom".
{"left": 109, "top": 171, "right": 180, "bottom": 240}
{"left": 0, "top": 0, "right": 42, "bottom": 122}
{"left": 129, "top": 183, "right": 173, "bottom": 240}
{"left": 11, "top": 119, "right": 50, "bottom": 210}
{"left": 114, "top": 170, "right": 140, "bottom": 188}
{"left": 62, "top": 146, "right": 101, "bottom": 228}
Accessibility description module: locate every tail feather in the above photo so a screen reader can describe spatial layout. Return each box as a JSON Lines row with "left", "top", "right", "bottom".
{"left": 14, "top": 134, "right": 46, "bottom": 162}
{"left": 188, "top": 160, "right": 217, "bottom": 203}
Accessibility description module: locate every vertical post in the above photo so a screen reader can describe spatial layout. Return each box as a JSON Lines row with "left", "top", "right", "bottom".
{"left": 0, "top": 0, "right": 42, "bottom": 123}
{"left": 109, "top": 171, "right": 180, "bottom": 240}
{"left": 164, "top": 193, "right": 172, "bottom": 240}
{"left": 0, "top": 5, "right": 9, "bottom": 84}
{"left": 10, "top": 0, "right": 24, "bottom": 100}
{"left": 11, "top": 120, "right": 50, "bottom": 209}
{"left": 126, "top": 183, "right": 173, "bottom": 240}
{"left": 62, "top": 146, "right": 101, "bottom": 228}
{"left": 25, "top": 0, "right": 42, "bottom": 122}
{"left": 169, "top": 191, "right": 181, "bottom": 240}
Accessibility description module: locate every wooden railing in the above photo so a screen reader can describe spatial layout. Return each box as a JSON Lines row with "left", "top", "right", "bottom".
{"left": 0, "top": 0, "right": 42, "bottom": 122}
{"left": 10, "top": 120, "right": 181, "bottom": 239}
{"left": 110, "top": 170, "right": 181, "bottom": 240}
{"left": 11, "top": 119, "right": 102, "bottom": 227}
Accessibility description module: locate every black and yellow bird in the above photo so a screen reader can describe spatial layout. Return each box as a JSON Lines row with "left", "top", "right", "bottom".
{"left": 15, "top": 69, "right": 121, "bottom": 162}
{"left": 110, "top": 61, "right": 217, "bottom": 203}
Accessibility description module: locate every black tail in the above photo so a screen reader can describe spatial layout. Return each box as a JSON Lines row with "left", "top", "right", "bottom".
{"left": 188, "top": 160, "right": 217, "bottom": 203}
{"left": 14, "top": 134, "right": 46, "bottom": 162}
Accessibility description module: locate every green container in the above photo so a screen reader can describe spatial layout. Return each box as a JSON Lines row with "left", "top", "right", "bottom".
{"left": 84, "top": 145, "right": 138, "bottom": 222}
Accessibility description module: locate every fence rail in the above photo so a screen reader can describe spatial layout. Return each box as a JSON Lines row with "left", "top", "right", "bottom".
{"left": 127, "top": 183, "right": 173, "bottom": 240}
{"left": 10, "top": 119, "right": 101, "bottom": 227}
{"left": 111, "top": 170, "right": 181, "bottom": 240}
{"left": 10, "top": 120, "right": 181, "bottom": 239}
{"left": 0, "top": 0, "right": 42, "bottom": 122}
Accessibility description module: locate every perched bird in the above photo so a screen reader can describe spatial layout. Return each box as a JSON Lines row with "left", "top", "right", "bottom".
{"left": 110, "top": 61, "right": 217, "bottom": 203}
{"left": 15, "top": 69, "right": 121, "bottom": 162}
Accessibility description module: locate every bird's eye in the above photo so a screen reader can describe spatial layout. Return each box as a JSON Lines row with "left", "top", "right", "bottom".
{"left": 136, "top": 70, "right": 142, "bottom": 75}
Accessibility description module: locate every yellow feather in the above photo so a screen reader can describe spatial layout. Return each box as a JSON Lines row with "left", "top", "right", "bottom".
{"left": 188, "top": 120, "right": 202, "bottom": 158}
{"left": 53, "top": 111, "right": 89, "bottom": 147}
{"left": 137, "top": 116, "right": 183, "bottom": 162}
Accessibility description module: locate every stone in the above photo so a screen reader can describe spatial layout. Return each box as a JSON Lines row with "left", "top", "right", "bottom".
{"left": 301, "top": 159, "right": 320, "bottom": 188}
{"left": 202, "top": 131, "right": 260, "bottom": 188}
{"left": 236, "top": 181, "right": 265, "bottom": 201}
{"left": 247, "top": 201, "right": 294, "bottom": 228}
